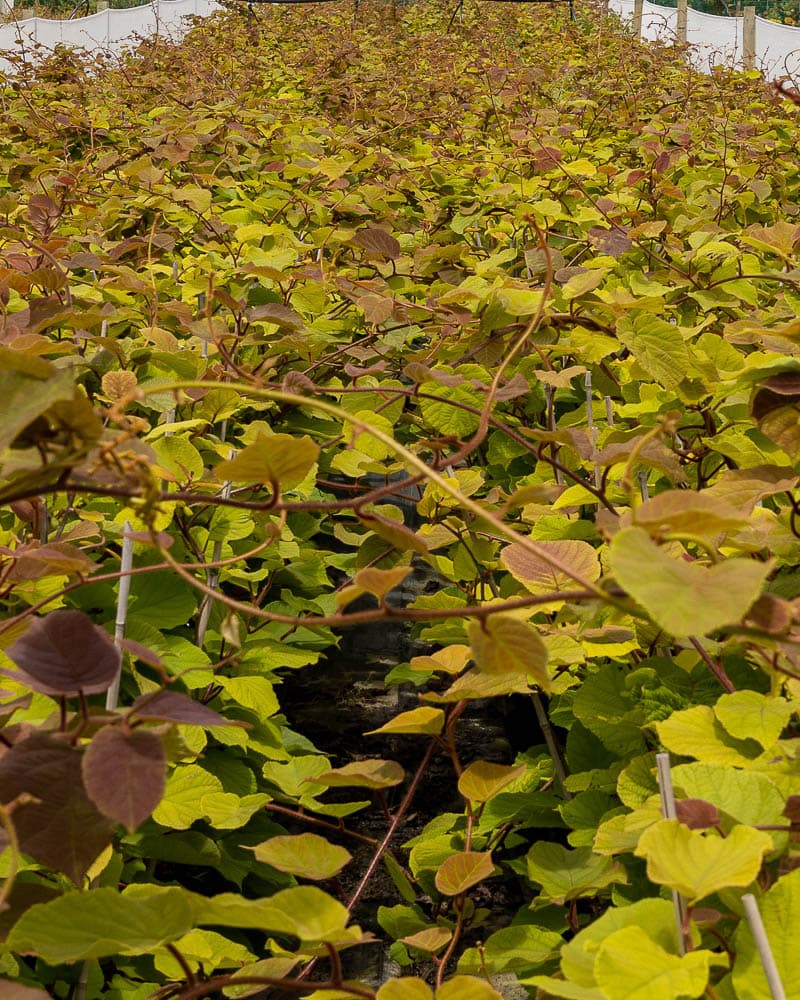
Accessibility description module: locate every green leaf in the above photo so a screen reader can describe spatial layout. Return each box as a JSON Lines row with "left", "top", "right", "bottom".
{"left": 401, "top": 926, "right": 452, "bottom": 954}
{"left": 617, "top": 314, "right": 690, "bottom": 390}
{"left": 418, "top": 383, "right": 482, "bottom": 437}
{"left": 467, "top": 614, "right": 550, "bottom": 692}
{"left": 436, "top": 977, "right": 502, "bottom": 1000}
{"left": 655, "top": 706, "right": 763, "bottom": 766}
{"left": 608, "top": 527, "right": 771, "bottom": 636}
{"left": 376, "top": 980, "right": 433, "bottom": 1000}
{"left": 458, "top": 924, "right": 562, "bottom": 975}
{"left": 435, "top": 851, "right": 494, "bottom": 895}
{"left": 6, "top": 887, "right": 195, "bottom": 963}
{"left": 194, "top": 886, "right": 355, "bottom": 943}
{"left": 634, "top": 819, "right": 772, "bottom": 903}
{"left": 713, "top": 690, "right": 793, "bottom": 749}
{"left": 249, "top": 834, "right": 351, "bottom": 880}
{"left": 526, "top": 843, "right": 626, "bottom": 903}
{"left": 457, "top": 761, "right": 526, "bottom": 804}
{"left": 0, "top": 368, "right": 75, "bottom": 452}
{"left": 594, "top": 926, "right": 713, "bottom": 999}
{"left": 216, "top": 676, "right": 280, "bottom": 717}
{"left": 151, "top": 764, "right": 224, "bottom": 830}
{"left": 366, "top": 707, "right": 445, "bottom": 736}
{"left": 560, "top": 897, "right": 680, "bottom": 987}
{"left": 671, "top": 762, "right": 786, "bottom": 835}
{"left": 732, "top": 868, "right": 800, "bottom": 1000}
{"left": 314, "top": 759, "right": 404, "bottom": 789}
{"left": 633, "top": 490, "right": 749, "bottom": 538}
{"left": 215, "top": 433, "right": 319, "bottom": 489}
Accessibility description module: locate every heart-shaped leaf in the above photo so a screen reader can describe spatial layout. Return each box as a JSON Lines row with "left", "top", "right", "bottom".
{"left": 609, "top": 527, "right": 771, "bottom": 636}
{"left": 82, "top": 725, "right": 167, "bottom": 832}
{"left": 250, "top": 833, "right": 351, "bottom": 880}
{"left": 5, "top": 610, "right": 120, "bottom": 696}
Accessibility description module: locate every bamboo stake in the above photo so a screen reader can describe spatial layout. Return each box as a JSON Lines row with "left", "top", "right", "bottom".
{"left": 106, "top": 521, "right": 134, "bottom": 711}
{"left": 637, "top": 469, "right": 649, "bottom": 501}
{"left": 531, "top": 693, "right": 571, "bottom": 800}
{"left": 196, "top": 469, "right": 233, "bottom": 648}
{"left": 656, "top": 752, "right": 687, "bottom": 955}
{"left": 741, "top": 894, "right": 786, "bottom": 1000}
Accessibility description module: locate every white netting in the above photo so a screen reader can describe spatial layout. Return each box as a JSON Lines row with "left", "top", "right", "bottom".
{"left": 641, "top": 0, "right": 677, "bottom": 43}
{"left": 755, "top": 15, "right": 800, "bottom": 79}
{"left": 606, "top": 1, "right": 800, "bottom": 77}
{"left": 0, "top": 0, "right": 218, "bottom": 68}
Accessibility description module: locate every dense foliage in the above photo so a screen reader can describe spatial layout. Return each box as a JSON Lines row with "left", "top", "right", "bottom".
{"left": 0, "top": 3, "right": 799, "bottom": 998}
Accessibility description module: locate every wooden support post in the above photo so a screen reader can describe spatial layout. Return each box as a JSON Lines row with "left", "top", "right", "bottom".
{"left": 743, "top": 5, "right": 756, "bottom": 70}
{"left": 633, "top": 0, "right": 643, "bottom": 37}
{"left": 676, "top": 0, "right": 687, "bottom": 44}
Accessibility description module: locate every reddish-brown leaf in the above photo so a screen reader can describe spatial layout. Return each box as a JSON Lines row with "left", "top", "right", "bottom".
{"left": 128, "top": 689, "right": 240, "bottom": 728}
{"left": 82, "top": 726, "right": 166, "bottom": 832}
{"left": 353, "top": 227, "right": 401, "bottom": 260}
{"left": 0, "top": 732, "right": 114, "bottom": 883}
{"left": 5, "top": 610, "right": 120, "bottom": 696}
{"left": 675, "top": 798, "right": 720, "bottom": 830}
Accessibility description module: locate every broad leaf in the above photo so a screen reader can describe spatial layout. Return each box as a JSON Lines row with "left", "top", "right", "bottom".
{"left": 608, "top": 528, "right": 770, "bottom": 636}
{"left": 6, "top": 887, "right": 195, "bottom": 963}
{"left": 457, "top": 761, "right": 526, "bottom": 804}
{"left": 128, "top": 689, "right": 242, "bottom": 728}
{"left": 401, "top": 927, "right": 452, "bottom": 953}
{"left": 594, "top": 926, "right": 713, "bottom": 999}
{"left": 250, "top": 834, "right": 351, "bottom": 880}
{"left": 366, "top": 707, "right": 445, "bottom": 736}
{"left": 315, "top": 759, "right": 404, "bottom": 789}
{"left": 82, "top": 725, "right": 166, "bottom": 832}
{"left": 501, "top": 539, "right": 601, "bottom": 596}
{"left": 435, "top": 851, "right": 494, "bottom": 895}
{"left": 526, "top": 843, "right": 626, "bottom": 903}
{"left": 732, "top": 868, "right": 800, "bottom": 1000}
{"left": 0, "top": 732, "right": 114, "bottom": 883}
{"left": 634, "top": 819, "right": 772, "bottom": 903}
{"left": 436, "top": 977, "right": 502, "bottom": 1000}
{"left": 5, "top": 611, "right": 120, "bottom": 696}
{"left": 467, "top": 614, "right": 550, "bottom": 691}
{"left": 376, "top": 980, "right": 433, "bottom": 1000}
{"left": 215, "top": 432, "right": 319, "bottom": 489}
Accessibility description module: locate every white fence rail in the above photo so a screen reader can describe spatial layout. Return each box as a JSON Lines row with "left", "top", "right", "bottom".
{"left": 609, "top": 0, "right": 800, "bottom": 78}
{"left": 0, "top": 0, "right": 219, "bottom": 67}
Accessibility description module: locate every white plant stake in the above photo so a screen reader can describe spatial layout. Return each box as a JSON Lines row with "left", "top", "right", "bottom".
{"left": 106, "top": 521, "right": 134, "bottom": 711}
{"left": 585, "top": 372, "right": 601, "bottom": 488}
{"left": 742, "top": 894, "right": 787, "bottom": 1000}
{"left": 656, "top": 752, "right": 687, "bottom": 955}
{"left": 638, "top": 469, "right": 649, "bottom": 501}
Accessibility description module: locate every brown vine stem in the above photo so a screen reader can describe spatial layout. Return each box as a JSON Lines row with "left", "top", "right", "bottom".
{"left": 689, "top": 636, "right": 736, "bottom": 693}
{"left": 264, "top": 802, "right": 381, "bottom": 849}
{"left": 343, "top": 722, "right": 447, "bottom": 915}
{"left": 435, "top": 897, "right": 466, "bottom": 990}
{"left": 128, "top": 380, "right": 608, "bottom": 596}
{"left": 298, "top": 708, "right": 465, "bottom": 985}
{"left": 0, "top": 803, "right": 22, "bottom": 911}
